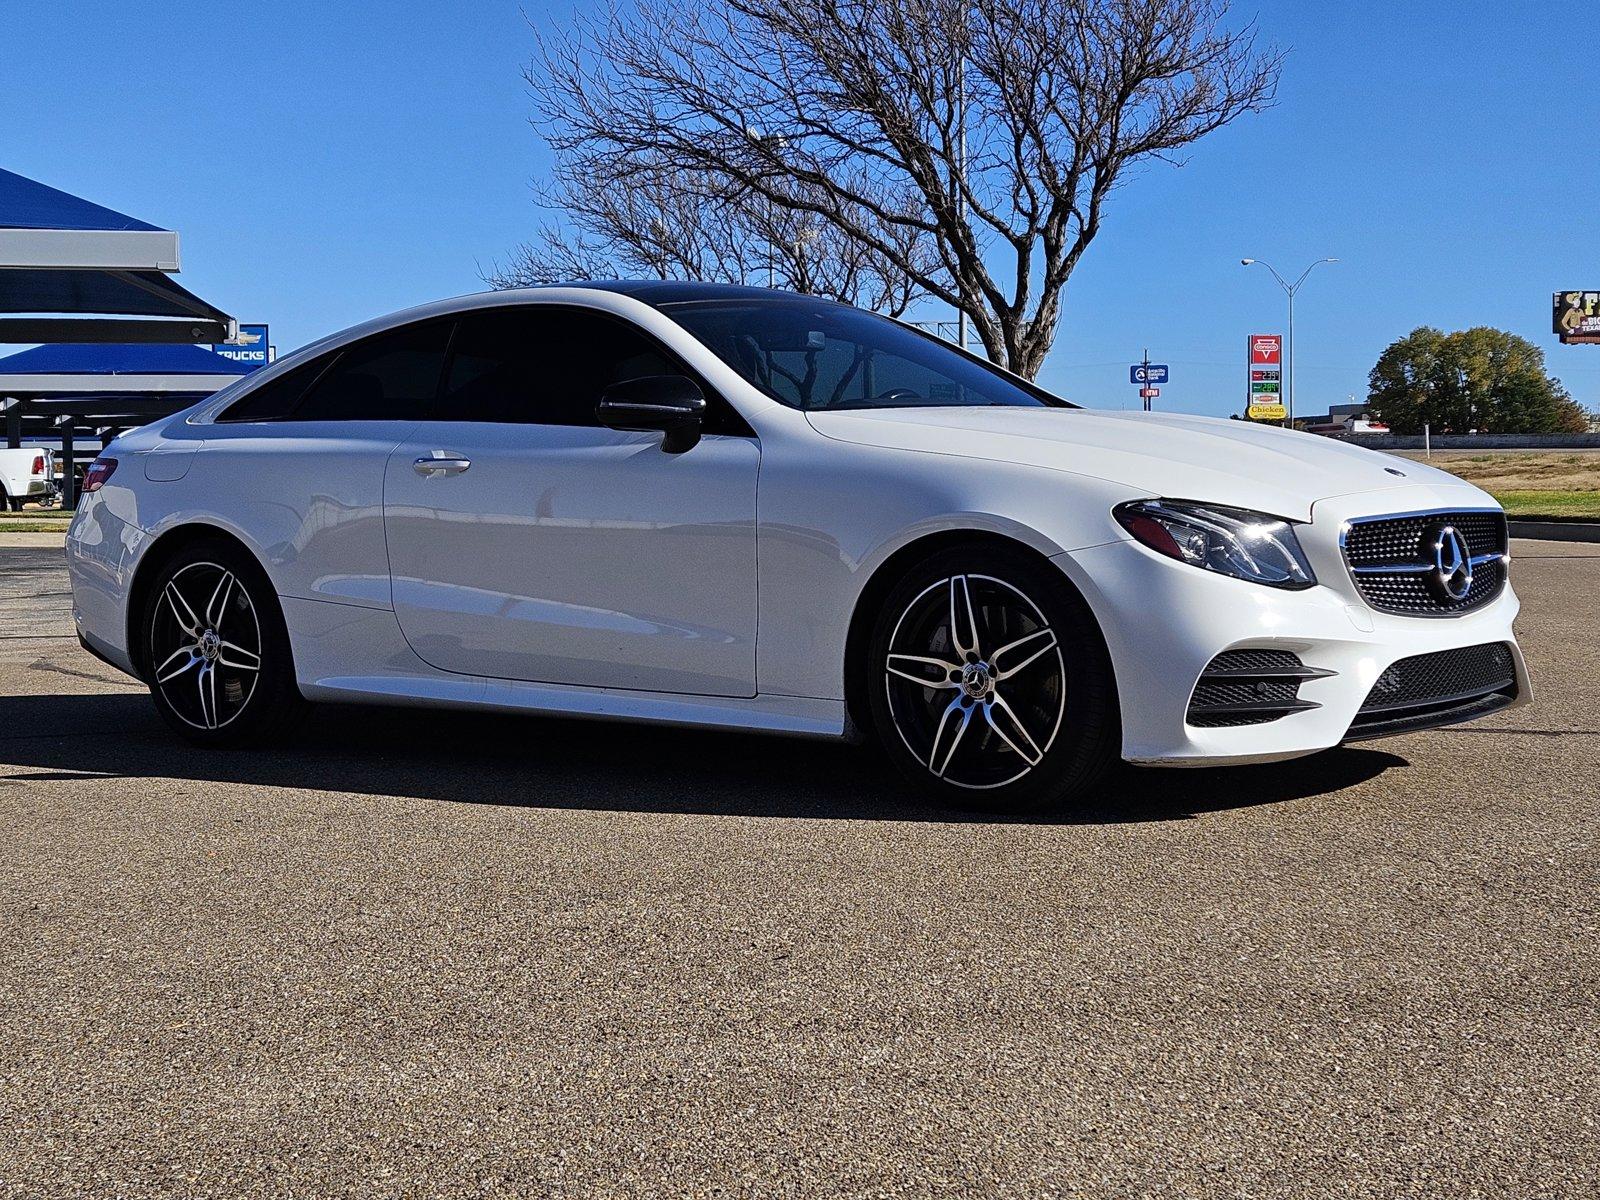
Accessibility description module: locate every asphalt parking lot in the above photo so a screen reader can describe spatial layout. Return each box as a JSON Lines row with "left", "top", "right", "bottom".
{"left": 2, "top": 540, "right": 1596, "bottom": 1198}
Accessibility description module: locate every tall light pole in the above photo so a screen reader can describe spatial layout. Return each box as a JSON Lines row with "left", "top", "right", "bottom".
{"left": 748, "top": 128, "right": 788, "bottom": 289}
{"left": 1241, "top": 257, "right": 1338, "bottom": 426}
{"left": 954, "top": 56, "right": 968, "bottom": 354}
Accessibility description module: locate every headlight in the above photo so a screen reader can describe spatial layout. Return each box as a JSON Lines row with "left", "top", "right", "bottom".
{"left": 1114, "top": 500, "right": 1316, "bottom": 589}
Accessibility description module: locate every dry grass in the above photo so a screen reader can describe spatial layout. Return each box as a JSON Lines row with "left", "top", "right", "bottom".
{"left": 1391, "top": 450, "right": 1600, "bottom": 519}
{"left": 1392, "top": 450, "right": 1600, "bottom": 491}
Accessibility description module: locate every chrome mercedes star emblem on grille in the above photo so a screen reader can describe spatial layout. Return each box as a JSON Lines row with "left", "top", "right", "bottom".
{"left": 1428, "top": 524, "right": 1474, "bottom": 603}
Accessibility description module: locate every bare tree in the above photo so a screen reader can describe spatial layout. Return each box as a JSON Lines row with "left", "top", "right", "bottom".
{"left": 489, "top": 159, "right": 931, "bottom": 316}
{"left": 513, "top": 0, "right": 1279, "bottom": 377}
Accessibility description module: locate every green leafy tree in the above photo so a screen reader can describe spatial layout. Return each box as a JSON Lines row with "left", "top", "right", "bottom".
{"left": 1368, "top": 327, "right": 1448, "bottom": 433}
{"left": 1367, "top": 326, "right": 1587, "bottom": 434}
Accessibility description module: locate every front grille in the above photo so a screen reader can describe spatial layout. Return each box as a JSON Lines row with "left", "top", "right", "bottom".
{"left": 1187, "top": 648, "right": 1334, "bottom": 728}
{"left": 1342, "top": 509, "right": 1508, "bottom": 617}
{"left": 1345, "top": 642, "right": 1517, "bottom": 740}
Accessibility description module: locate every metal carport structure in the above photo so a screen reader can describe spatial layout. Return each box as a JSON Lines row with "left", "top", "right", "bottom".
{"left": 0, "top": 167, "right": 236, "bottom": 345}
{"left": 0, "top": 342, "right": 247, "bottom": 507}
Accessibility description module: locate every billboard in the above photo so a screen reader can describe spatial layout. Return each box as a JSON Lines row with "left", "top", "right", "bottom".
{"left": 1247, "top": 334, "right": 1284, "bottom": 420}
{"left": 213, "top": 323, "right": 270, "bottom": 369}
{"left": 1553, "top": 292, "right": 1600, "bottom": 344}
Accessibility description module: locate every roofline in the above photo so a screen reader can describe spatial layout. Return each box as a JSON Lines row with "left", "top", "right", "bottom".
{"left": 261, "top": 286, "right": 671, "bottom": 358}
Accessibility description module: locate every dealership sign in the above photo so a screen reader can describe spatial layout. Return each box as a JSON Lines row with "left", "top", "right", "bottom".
{"left": 1247, "top": 334, "right": 1284, "bottom": 420}
{"left": 213, "top": 323, "right": 270, "bottom": 369}
{"left": 1553, "top": 292, "right": 1600, "bottom": 344}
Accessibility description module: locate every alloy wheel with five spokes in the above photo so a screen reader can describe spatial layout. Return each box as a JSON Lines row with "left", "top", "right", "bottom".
{"left": 148, "top": 560, "right": 263, "bottom": 731}
{"left": 883, "top": 572, "right": 1068, "bottom": 790}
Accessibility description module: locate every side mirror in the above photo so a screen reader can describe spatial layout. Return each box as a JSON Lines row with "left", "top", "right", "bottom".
{"left": 597, "top": 375, "right": 708, "bottom": 453}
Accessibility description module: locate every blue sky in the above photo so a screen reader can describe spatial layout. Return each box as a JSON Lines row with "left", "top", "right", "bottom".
{"left": 4, "top": 3, "right": 1595, "bottom": 417}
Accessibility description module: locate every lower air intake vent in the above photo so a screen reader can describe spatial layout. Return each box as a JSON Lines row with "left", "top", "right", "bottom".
{"left": 1187, "top": 649, "right": 1334, "bottom": 728}
{"left": 1345, "top": 643, "right": 1518, "bottom": 740}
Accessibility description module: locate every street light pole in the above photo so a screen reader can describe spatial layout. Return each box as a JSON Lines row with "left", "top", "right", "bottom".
{"left": 1241, "top": 257, "right": 1338, "bottom": 426}
{"left": 954, "top": 55, "right": 968, "bottom": 354}
{"left": 749, "top": 128, "right": 788, "bottom": 290}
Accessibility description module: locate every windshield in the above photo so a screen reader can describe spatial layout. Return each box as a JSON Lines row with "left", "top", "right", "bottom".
{"left": 660, "top": 297, "right": 1070, "bottom": 412}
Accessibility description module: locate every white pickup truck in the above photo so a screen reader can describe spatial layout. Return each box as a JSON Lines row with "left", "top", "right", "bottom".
{"left": 0, "top": 447, "right": 58, "bottom": 511}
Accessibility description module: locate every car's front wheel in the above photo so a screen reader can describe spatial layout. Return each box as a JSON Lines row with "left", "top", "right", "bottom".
{"left": 141, "top": 539, "right": 306, "bottom": 745}
{"left": 866, "top": 545, "right": 1119, "bottom": 814}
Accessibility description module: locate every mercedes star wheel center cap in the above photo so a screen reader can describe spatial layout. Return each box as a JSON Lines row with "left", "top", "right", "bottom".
{"left": 961, "top": 661, "right": 995, "bottom": 700}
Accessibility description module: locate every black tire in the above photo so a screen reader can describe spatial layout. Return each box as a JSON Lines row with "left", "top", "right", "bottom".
{"left": 865, "top": 544, "right": 1119, "bottom": 814}
{"left": 140, "top": 537, "right": 307, "bottom": 746}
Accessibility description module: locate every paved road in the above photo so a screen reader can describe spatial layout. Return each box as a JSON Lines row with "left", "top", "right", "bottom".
{"left": 1, "top": 541, "right": 1596, "bottom": 1197}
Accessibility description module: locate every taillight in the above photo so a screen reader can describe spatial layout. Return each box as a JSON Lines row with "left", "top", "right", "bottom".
{"left": 81, "top": 458, "right": 117, "bottom": 494}
{"left": 31, "top": 455, "right": 44, "bottom": 475}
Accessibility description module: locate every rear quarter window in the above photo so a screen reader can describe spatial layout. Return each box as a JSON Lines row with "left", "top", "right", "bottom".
{"left": 215, "top": 353, "right": 337, "bottom": 423}
{"left": 215, "top": 318, "right": 454, "bottom": 423}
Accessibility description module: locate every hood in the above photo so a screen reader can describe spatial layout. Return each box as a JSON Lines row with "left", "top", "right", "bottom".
{"left": 806, "top": 406, "right": 1473, "bottom": 522}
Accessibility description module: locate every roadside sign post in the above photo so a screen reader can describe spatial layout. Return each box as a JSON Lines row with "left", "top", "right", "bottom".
{"left": 1240, "top": 258, "right": 1337, "bottom": 426}
{"left": 1129, "top": 351, "right": 1170, "bottom": 411}
{"left": 1247, "top": 334, "right": 1286, "bottom": 422}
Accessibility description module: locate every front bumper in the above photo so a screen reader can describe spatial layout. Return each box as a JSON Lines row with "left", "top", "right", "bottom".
{"left": 1055, "top": 486, "right": 1530, "bottom": 766}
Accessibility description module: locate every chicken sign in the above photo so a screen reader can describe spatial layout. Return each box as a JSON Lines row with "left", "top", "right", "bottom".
{"left": 1247, "top": 334, "right": 1285, "bottom": 421}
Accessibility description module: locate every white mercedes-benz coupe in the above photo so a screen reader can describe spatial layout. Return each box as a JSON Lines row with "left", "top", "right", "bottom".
{"left": 66, "top": 283, "right": 1529, "bottom": 811}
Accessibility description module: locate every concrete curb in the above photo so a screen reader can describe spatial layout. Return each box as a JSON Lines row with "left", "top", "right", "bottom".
{"left": 1509, "top": 520, "right": 1600, "bottom": 544}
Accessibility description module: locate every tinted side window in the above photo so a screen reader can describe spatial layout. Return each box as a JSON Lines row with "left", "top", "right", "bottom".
{"left": 216, "top": 353, "right": 337, "bottom": 422}
{"left": 439, "top": 308, "right": 685, "bottom": 427}
{"left": 292, "top": 320, "right": 453, "bottom": 422}
{"left": 662, "top": 299, "right": 1060, "bottom": 411}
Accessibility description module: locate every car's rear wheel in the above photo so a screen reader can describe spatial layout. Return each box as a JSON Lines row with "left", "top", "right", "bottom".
{"left": 866, "top": 545, "right": 1119, "bottom": 814}
{"left": 142, "top": 539, "right": 306, "bottom": 745}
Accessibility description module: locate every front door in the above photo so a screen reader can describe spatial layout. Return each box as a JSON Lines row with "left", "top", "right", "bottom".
{"left": 382, "top": 305, "right": 760, "bottom": 697}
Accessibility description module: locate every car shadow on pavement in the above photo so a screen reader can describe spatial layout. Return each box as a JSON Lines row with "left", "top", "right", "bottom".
{"left": 0, "top": 691, "right": 1406, "bottom": 824}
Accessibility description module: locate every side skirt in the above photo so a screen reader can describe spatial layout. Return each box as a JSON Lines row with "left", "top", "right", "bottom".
{"left": 298, "top": 673, "right": 848, "bottom": 740}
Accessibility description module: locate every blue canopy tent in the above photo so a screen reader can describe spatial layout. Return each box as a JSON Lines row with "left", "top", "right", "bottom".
{"left": 0, "top": 167, "right": 236, "bottom": 344}
{"left": 0, "top": 342, "right": 249, "bottom": 507}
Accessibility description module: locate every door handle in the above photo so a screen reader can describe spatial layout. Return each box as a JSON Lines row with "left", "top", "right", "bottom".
{"left": 414, "top": 454, "right": 471, "bottom": 477}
